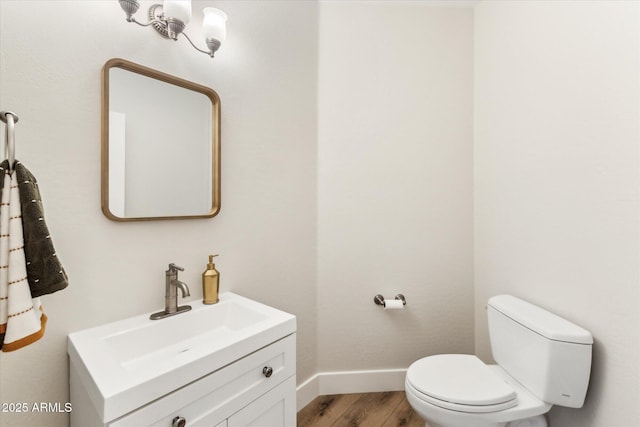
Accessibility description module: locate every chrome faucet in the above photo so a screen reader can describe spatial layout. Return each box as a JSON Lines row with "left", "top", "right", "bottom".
{"left": 150, "top": 263, "right": 192, "bottom": 320}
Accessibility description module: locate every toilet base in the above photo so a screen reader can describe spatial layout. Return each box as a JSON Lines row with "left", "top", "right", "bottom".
{"left": 406, "top": 363, "right": 551, "bottom": 427}
{"left": 406, "top": 387, "right": 507, "bottom": 427}
{"left": 506, "top": 415, "right": 547, "bottom": 427}
{"left": 418, "top": 415, "right": 546, "bottom": 427}
{"left": 406, "top": 384, "right": 548, "bottom": 427}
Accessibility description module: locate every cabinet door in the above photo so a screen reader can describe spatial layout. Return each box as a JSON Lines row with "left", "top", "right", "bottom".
{"left": 227, "top": 377, "right": 295, "bottom": 427}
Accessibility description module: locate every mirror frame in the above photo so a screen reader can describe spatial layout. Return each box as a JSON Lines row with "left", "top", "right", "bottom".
{"left": 101, "top": 58, "right": 221, "bottom": 221}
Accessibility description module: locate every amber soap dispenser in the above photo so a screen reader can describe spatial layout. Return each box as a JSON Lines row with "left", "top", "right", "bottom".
{"left": 202, "top": 254, "right": 220, "bottom": 304}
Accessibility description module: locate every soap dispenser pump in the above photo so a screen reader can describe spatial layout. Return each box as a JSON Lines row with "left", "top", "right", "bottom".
{"left": 202, "top": 254, "right": 219, "bottom": 304}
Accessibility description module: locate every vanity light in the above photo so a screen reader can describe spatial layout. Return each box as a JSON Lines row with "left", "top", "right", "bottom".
{"left": 117, "top": 0, "right": 227, "bottom": 58}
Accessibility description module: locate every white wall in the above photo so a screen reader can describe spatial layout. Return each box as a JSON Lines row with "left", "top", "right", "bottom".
{"left": 0, "top": 1, "right": 318, "bottom": 426}
{"left": 317, "top": 2, "right": 474, "bottom": 373}
{"left": 474, "top": 1, "right": 640, "bottom": 426}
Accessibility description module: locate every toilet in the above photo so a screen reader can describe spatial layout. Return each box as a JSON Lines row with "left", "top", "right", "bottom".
{"left": 405, "top": 295, "right": 593, "bottom": 427}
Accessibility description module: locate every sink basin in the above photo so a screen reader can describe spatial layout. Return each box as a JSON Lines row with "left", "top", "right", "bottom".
{"left": 107, "top": 299, "right": 269, "bottom": 374}
{"left": 68, "top": 292, "right": 296, "bottom": 423}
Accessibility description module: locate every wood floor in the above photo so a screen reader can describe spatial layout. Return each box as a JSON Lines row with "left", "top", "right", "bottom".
{"left": 297, "top": 391, "right": 426, "bottom": 427}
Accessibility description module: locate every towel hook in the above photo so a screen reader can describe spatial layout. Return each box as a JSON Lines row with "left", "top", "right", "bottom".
{"left": 0, "top": 111, "right": 18, "bottom": 172}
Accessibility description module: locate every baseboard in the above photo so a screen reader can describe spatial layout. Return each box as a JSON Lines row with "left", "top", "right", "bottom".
{"left": 296, "top": 369, "right": 406, "bottom": 411}
{"left": 296, "top": 374, "right": 320, "bottom": 411}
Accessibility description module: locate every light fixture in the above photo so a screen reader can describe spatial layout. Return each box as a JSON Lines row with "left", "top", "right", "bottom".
{"left": 117, "top": 0, "right": 227, "bottom": 58}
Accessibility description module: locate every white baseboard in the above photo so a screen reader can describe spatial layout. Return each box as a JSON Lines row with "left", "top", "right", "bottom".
{"left": 296, "top": 369, "right": 407, "bottom": 411}
{"left": 296, "top": 374, "right": 320, "bottom": 411}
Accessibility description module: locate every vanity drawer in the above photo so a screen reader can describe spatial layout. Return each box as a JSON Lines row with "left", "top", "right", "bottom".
{"left": 109, "top": 334, "right": 296, "bottom": 427}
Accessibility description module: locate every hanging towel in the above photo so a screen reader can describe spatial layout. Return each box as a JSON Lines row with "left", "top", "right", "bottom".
{"left": 0, "top": 165, "right": 47, "bottom": 351}
{"left": 14, "top": 161, "right": 69, "bottom": 297}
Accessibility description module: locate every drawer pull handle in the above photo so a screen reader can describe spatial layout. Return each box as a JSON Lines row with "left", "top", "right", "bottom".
{"left": 263, "top": 366, "right": 273, "bottom": 378}
{"left": 172, "top": 416, "right": 186, "bottom": 427}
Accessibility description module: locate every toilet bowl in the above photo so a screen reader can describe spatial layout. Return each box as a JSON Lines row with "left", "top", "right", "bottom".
{"left": 405, "top": 355, "right": 550, "bottom": 427}
{"left": 404, "top": 295, "right": 593, "bottom": 427}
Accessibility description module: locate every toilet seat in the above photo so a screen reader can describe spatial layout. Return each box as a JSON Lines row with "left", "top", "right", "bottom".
{"left": 406, "top": 354, "right": 517, "bottom": 414}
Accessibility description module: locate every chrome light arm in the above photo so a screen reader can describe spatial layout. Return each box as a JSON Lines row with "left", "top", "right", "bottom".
{"left": 180, "top": 32, "right": 221, "bottom": 58}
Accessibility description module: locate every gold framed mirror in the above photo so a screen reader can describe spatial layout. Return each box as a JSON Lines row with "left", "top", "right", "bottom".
{"left": 101, "top": 58, "right": 221, "bottom": 221}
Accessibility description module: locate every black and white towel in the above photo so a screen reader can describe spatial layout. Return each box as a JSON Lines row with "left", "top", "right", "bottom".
{"left": 0, "top": 160, "right": 68, "bottom": 351}
{"left": 0, "top": 165, "right": 46, "bottom": 351}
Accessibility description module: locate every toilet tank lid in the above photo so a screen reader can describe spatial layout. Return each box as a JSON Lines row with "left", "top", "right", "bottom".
{"left": 488, "top": 295, "right": 593, "bottom": 345}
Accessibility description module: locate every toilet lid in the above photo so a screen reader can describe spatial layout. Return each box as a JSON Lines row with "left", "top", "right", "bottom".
{"left": 407, "top": 354, "right": 517, "bottom": 409}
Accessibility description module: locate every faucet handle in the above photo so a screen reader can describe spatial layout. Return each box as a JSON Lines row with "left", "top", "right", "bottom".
{"left": 168, "top": 263, "right": 185, "bottom": 273}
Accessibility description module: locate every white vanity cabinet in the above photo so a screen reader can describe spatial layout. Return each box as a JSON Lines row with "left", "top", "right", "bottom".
{"left": 68, "top": 293, "right": 297, "bottom": 427}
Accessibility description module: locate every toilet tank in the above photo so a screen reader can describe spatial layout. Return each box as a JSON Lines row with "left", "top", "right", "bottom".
{"left": 487, "top": 295, "right": 593, "bottom": 408}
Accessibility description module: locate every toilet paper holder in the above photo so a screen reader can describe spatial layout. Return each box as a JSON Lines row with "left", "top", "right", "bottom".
{"left": 373, "top": 294, "right": 406, "bottom": 307}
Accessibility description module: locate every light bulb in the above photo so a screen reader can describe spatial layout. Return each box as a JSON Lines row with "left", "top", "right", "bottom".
{"left": 163, "top": 0, "right": 192, "bottom": 25}
{"left": 202, "top": 7, "right": 227, "bottom": 42}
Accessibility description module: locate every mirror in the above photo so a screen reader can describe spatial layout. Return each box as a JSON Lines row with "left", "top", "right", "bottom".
{"left": 101, "top": 58, "right": 221, "bottom": 221}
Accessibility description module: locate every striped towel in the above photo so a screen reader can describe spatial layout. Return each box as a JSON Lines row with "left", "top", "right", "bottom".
{"left": 0, "top": 168, "right": 47, "bottom": 351}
